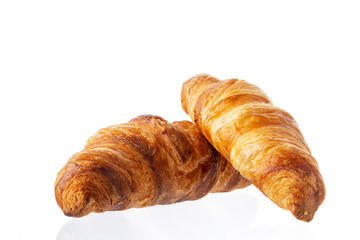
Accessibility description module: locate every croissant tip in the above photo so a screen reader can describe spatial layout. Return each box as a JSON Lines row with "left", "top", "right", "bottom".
{"left": 293, "top": 209, "right": 314, "bottom": 222}
{"left": 288, "top": 199, "right": 318, "bottom": 222}
{"left": 55, "top": 179, "right": 94, "bottom": 218}
{"left": 60, "top": 195, "right": 92, "bottom": 218}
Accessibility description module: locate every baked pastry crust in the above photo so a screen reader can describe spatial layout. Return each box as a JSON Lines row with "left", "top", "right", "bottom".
{"left": 181, "top": 74, "right": 325, "bottom": 222}
{"left": 55, "top": 115, "right": 250, "bottom": 217}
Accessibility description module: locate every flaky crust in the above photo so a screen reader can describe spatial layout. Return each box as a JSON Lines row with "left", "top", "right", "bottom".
{"left": 55, "top": 115, "right": 250, "bottom": 217}
{"left": 181, "top": 74, "right": 325, "bottom": 222}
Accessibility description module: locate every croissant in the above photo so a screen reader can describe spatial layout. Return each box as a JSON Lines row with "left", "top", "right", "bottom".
{"left": 181, "top": 74, "right": 325, "bottom": 222}
{"left": 55, "top": 115, "right": 250, "bottom": 217}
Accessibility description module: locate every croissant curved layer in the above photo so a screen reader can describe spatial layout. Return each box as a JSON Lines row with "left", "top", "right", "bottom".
{"left": 181, "top": 74, "right": 325, "bottom": 222}
{"left": 55, "top": 115, "right": 250, "bottom": 217}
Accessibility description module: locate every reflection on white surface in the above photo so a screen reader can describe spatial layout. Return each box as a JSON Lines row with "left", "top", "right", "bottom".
{"left": 57, "top": 191, "right": 258, "bottom": 240}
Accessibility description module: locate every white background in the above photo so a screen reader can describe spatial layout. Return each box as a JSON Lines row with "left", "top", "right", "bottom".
{"left": 1, "top": 1, "right": 359, "bottom": 239}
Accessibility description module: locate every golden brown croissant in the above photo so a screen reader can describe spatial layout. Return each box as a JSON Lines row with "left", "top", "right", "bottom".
{"left": 181, "top": 74, "right": 325, "bottom": 222}
{"left": 55, "top": 115, "right": 250, "bottom": 217}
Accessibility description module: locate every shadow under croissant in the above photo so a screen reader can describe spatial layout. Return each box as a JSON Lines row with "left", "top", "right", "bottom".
{"left": 57, "top": 191, "right": 258, "bottom": 240}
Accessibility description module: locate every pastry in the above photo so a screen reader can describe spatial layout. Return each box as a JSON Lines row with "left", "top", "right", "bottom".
{"left": 181, "top": 74, "right": 325, "bottom": 222}
{"left": 55, "top": 115, "right": 250, "bottom": 217}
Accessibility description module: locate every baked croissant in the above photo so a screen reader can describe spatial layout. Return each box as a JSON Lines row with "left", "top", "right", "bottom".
{"left": 181, "top": 74, "right": 325, "bottom": 222}
{"left": 55, "top": 115, "right": 250, "bottom": 217}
